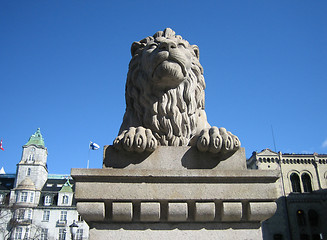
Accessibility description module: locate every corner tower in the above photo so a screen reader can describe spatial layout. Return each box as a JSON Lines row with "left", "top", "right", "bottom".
{"left": 14, "top": 128, "right": 48, "bottom": 190}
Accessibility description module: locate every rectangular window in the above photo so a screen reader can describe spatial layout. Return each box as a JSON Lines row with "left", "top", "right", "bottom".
{"left": 60, "top": 211, "right": 67, "bottom": 221}
{"left": 27, "top": 168, "right": 31, "bottom": 176}
{"left": 30, "top": 192, "right": 34, "bottom": 203}
{"left": 43, "top": 210, "right": 50, "bottom": 221}
{"left": 14, "top": 227, "right": 23, "bottom": 240}
{"left": 27, "top": 209, "right": 32, "bottom": 219}
{"left": 77, "top": 214, "right": 83, "bottom": 222}
{"left": 0, "top": 194, "right": 4, "bottom": 204}
{"left": 76, "top": 229, "right": 83, "bottom": 240}
{"left": 24, "top": 227, "right": 29, "bottom": 239}
{"left": 44, "top": 195, "right": 52, "bottom": 206}
{"left": 40, "top": 228, "right": 48, "bottom": 240}
{"left": 17, "top": 209, "right": 25, "bottom": 220}
{"left": 20, "top": 192, "right": 28, "bottom": 202}
{"left": 59, "top": 228, "right": 66, "bottom": 240}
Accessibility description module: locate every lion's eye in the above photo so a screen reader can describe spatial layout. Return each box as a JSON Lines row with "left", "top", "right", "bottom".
{"left": 148, "top": 44, "right": 158, "bottom": 49}
{"left": 178, "top": 43, "right": 186, "bottom": 48}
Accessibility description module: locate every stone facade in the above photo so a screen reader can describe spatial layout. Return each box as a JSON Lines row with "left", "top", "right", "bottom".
{"left": 247, "top": 149, "right": 327, "bottom": 240}
{"left": 0, "top": 129, "right": 89, "bottom": 240}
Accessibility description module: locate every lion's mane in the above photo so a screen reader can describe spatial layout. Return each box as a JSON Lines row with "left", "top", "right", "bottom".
{"left": 120, "top": 28, "right": 206, "bottom": 146}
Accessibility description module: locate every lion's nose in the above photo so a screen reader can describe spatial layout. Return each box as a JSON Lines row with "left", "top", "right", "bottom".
{"left": 159, "top": 41, "right": 177, "bottom": 51}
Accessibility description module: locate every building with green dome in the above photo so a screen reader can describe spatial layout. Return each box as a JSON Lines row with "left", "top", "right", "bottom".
{"left": 0, "top": 129, "right": 89, "bottom": 240}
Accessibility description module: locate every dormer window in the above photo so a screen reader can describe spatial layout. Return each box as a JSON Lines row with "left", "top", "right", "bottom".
{"left": 44, "top": 195, "right": 52, "bottom": 206}
{"left": 62, "top": 195, "right": 69, "bottom": 204}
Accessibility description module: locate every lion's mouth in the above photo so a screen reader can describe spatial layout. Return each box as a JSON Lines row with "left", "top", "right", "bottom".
{"left": 152, "top": 58, "right": 186, "bottom": 79}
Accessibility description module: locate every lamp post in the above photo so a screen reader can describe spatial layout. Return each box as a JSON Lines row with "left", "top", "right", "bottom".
{"left": 69, "top": 220, "right": 79, "bottom": 240}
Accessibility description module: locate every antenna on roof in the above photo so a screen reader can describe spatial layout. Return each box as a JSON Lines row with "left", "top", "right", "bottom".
{"left": 271, "top": 125, "right": 277, "bottom": 152}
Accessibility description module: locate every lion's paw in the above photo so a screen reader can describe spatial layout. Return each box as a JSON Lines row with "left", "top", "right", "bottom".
{"left": 113, "top": 127, "right": 158, "bottom": 153}
{"left": 196, "top": 127, "right": 241, "bottom": 153}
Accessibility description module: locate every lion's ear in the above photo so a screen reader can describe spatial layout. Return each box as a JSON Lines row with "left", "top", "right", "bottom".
{"left": 192, "top": 45, "right": 200, "bottom": 59}
{"left": 131, "top": 42, "right": 142, "bottom": 57}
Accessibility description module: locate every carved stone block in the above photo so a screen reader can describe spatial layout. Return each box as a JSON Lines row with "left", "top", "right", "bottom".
{"left": 247, "top": 202, "right": 277, "bottom": 222}
{"left": 112, "top": 202, "right": 133, "bottom": 222}
{"left": 221, "top": 202, "right": 242, "bottom": 222}
{"left": 76, "top": 202, "right": 105, "bottom": 222}
{"left": 195, "top": 202, "right": 215, "bottom": 222}
{"left": 140, "top": 202, "right": 161, "bottom": 222}
{"left": 168, "top": 202, "right": 188, "bottom": 222}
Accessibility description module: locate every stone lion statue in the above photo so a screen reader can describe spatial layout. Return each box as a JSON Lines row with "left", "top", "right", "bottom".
{"left": 114, "top": 28, "right": 240, "bottom": 154}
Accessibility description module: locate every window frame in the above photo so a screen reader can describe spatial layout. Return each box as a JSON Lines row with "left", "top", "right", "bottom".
{"left": 20, "top": 192, "right": 28, "bottom": 202}
{"left": 301, "top": 173, "right": 313, "bottom": 193}
{"left": 43, "top": 210, "right": 50, "bottom": 222}
{"left": 76, "top": 229, "right": 84, "bottom": 240}
{"left": 44, "top": 195, "right": 52, "bottom": 206}
{"left": 60, "top": 210, "right": 67, "bottom": 222}
{"left": 290, "top": 173, "right": 301, "bottom": 193}
{"left": 59, "top": 228, "right": 66, "bottom": 240}
{"left": 14, "top": 227, "right": 23, "bottom": 240}
{"left": 40, "top": 228, "right": 48, "bottom": 240}
{"left": 62, "top": 195, "right": 69, "bottom": 204}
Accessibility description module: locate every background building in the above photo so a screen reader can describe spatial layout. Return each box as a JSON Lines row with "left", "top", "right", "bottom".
{"left": 247, "top": 149, "right": 327, "bottom": 240}
{"left": 0, "top": 129, "right": 89, "bottom": 240}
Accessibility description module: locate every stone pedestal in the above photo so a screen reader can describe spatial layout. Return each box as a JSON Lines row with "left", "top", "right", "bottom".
{"left": 71, "top": 146, "right": 280, "bottom": 240}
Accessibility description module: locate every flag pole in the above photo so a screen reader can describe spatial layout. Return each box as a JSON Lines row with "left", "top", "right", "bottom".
{"left": 88, "top": 141, "right": 99, "bottom": 168}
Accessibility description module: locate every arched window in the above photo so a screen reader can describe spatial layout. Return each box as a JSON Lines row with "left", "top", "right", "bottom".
{"left": 302, "top": 173, "right": 313, "bottom": 192}
{"left": 308, "top": 209, "right": 319, "bottom": 226}
{"left": 44, "top": 195, "right": 52, "bottom": 206}
{"left": 62, "top": 195, "right": 69, "bottom": 204}
{"left": 290, "top": 173, "right": 301, "bottom": 193}
{"left": 297, "top": 209, "right": 306, "bottom": 226}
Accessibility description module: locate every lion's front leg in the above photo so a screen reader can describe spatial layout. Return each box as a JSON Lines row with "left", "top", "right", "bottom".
{"left": 113, "top": 127, "right": 158, "bottom": 153}
{"left": 194, "top": 127, "right": 241, "bottom": 153}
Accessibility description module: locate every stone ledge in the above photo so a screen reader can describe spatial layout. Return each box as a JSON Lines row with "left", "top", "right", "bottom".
{"left": 71, "top": 168, "right": 280, "bottom": 183}
{"left": 74, "top": 181, "right": 278, "bottom": 201}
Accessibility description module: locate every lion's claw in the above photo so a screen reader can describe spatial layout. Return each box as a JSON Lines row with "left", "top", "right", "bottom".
{"left": 114, "top": 127, "right": 158, "bottom": 153}
{"left": 196, "top": 127, "right": 240, "bottom": 153}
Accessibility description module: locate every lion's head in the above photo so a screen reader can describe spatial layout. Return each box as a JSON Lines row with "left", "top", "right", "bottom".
{"left": 120, "top": 28, "right": 207, "bottom": 146}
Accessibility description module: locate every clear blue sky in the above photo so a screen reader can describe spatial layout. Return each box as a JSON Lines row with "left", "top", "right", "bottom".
{"left": 1, "top": 1, "right": 326, "bottom": 174}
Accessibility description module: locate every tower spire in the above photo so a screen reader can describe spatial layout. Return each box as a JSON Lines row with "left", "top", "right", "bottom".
{"left": 25, "top": 128, "right": 45, "bottom": 147}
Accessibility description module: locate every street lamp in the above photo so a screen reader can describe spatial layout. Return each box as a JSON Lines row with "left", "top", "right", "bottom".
{"left": 69, "top": 220, "right": 79, "bottom": 240}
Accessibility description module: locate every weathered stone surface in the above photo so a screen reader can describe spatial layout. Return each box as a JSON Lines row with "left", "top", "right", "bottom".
{"left": 247, "top": 202, "right": 277, "bottom": 222}
{"left": 72, "top": 146, "right": 279, "bottom": 224}
{"left": 221, "top": 202, "right": 243, "bottom": 222}
{"left": 194, "top": 202, "right": 215, "bottom": 222}
{"left": 167, "top": 202, "right": 188, "bottom": 222}
{"left": 140, "top": 202, "right": 160, "bottom": 222}
{"left": 112, "top": 202, "right": 133, "bottom": 222}
{"left": 103, "top": 146, "right": 247, "bottom": 170}
{"left": 89, "top": 223, "right": 263, "bottom": 240}
{"left": 113, "top": 28, "right": 240, "bottom": 154}
{"left": 76, "top": 202, "right": 105, "bottom": 222}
